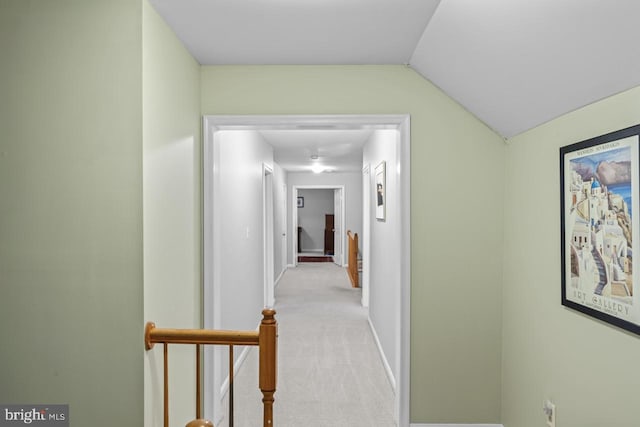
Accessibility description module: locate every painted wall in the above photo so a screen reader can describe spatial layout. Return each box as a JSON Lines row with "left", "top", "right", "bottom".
{"left": 287, "top": 171, "right": 363, "bottom": 267}
{"left": 503, "top": 86, "right": 640, "bottom": 427}
{"left": 142, "top": 1, "right": 201, "bottom": 426}
{"left": 363, "top": 130, "right": 401, "bottom": 387}
{"left": 216, "top": 130, "right": 273, "bottom": 330}
{"left": 0, "top": 0, "right": 143, "bottom": 425}
{"left": 298, "top": 189, "right": 334, "bottom": 252}
{"left": 273, "top": 162, "right": 288, "bottom": 282}
{"left": 201, "top": 66, "right": 505, "bottom": 423}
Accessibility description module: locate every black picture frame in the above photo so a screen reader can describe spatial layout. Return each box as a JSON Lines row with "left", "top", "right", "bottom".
{"left": 560, "top": 124, "right": 640, "bottom": 335}
{"left": 297, "top": 196, "right": 304, "bottom": 208}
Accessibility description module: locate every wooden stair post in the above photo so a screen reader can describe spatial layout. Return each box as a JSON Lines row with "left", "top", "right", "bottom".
{"left": 259, "top": 309, "right": 277, "bottom": 426}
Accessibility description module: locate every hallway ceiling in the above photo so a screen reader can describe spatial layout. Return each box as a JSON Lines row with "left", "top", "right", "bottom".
{"left": 150, "top": 0, "right": 640, "bottom": 138}
{"left": 260, "top": 129, "right": 372, "bottom": 173}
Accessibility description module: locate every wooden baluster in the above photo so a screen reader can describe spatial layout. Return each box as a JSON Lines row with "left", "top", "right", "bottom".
{"left": 259, "top": 309, "right": 277, "bottom": 427}
{"left": 196, "top": 344, "right": 201, "bottom": 419}
{"left": 229, "top": 345, "right": 234, "bottom": 427}
{"left": 164, "top": 343, "right": 169, "bottom": 427}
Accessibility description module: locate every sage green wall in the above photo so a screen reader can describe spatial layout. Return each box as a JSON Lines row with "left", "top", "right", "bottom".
{"left": 142, "top": 1, "right": 201, "bottom": 426}
{"left": 0, "top": 0, "right": 143, "bottom": 425}
{"left": 503, "top": 86, "right": 640, "bottom": 427}
{"left": 201, "top": 65, "right": 506, "bottom": 423}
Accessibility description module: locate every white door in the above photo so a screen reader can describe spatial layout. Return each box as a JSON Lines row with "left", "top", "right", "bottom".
{"left": 333, "top": 188, "right": 343, "bottom": 265}
{"left": 281, "top": 184, "right": 287, "bottom": 272}
{"left": 263, "top": 164, "right": 274, "bottom": 308}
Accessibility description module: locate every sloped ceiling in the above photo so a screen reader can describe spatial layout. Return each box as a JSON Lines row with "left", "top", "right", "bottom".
{"left": 150, "top": 0, "right": 640, "bottom": 138}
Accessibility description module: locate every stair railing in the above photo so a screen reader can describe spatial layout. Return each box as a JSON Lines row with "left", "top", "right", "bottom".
{"left": 145, "top": 309, "right": 277, "bottom": 427}
{"left": 347, "top": 230, "right": 360, "bottom": 288}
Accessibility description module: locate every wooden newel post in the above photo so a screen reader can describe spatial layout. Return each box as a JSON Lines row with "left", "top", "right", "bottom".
{"left": 259, "top": 309, "right": 277, "bottom": 427}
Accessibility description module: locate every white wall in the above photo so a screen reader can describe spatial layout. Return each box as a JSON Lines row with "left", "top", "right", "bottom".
{"left": 287, "top": 172, "right": 363, "bottom": 264}
{"left": 363, "top": 129, "right": 400, "bottom": 387}
{"left": 142, "top": 2, "right": 201, "bottom": 426}
{"left": 298, "top": 189, "right": 334, "bottom": 252}
{"left": 273, "top": 162, "right": 288, "bottom": 281}
{"left": 204, "top": 128, "right": 275, "bottom": 424}
{"left": 217, "top": 130, "right": 273, "bottom": 329}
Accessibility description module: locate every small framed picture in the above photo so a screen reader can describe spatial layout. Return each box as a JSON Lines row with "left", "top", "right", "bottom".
{"left": 297, "top": 196, "right": 304, "bottom": 208}
{"left": 375, "top": 161, "right": 386, "bottom": 221}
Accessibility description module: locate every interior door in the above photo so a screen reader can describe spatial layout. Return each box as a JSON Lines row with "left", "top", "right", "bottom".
{"left": 333, "top": 188, "right": 342, "bottom": 265}
{"left": 324, "top": 214, "right": 335, "bottom": 255}
{"left": 281, "top": 184, "right": 287, "bottom": 271}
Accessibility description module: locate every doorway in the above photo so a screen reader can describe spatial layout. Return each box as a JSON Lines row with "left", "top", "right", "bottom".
{"left": 293, "top": 186, "right": 345, "bottom": 266}
{"left": 203, "top": 114, "right": 411, "bottom": 427}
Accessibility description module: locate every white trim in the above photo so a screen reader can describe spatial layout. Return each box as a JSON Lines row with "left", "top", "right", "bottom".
{"left": 368, "top": 317, "right": 396, "bottom": 391}
{"left": 361, "top": 164, "right": 370, "bottom": 308}
{"left": 397, "top": 114, "right": 411, "bottom": 427}
{"left": 274, "top": 266, "right": 287, "bottom": 289}
{"left": 410, "top": 424, "right": 503, "bottom": 427}
{"left": 203, "top": 114, "right": 411, "bottom": 427}
{"left": 263, "top": 163, "right": 275, "bottom": 308}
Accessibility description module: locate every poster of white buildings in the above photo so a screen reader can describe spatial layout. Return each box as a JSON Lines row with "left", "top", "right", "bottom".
{"left": 561, "top": 127, "right": 640, "bottom": 335}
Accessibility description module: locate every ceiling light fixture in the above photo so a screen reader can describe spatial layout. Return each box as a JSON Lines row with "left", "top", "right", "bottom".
{"left": 310, "top": 154, "right": 319, "bottom": 160}
{"left": 311, "top": 165, "right": 324, "bottom": 174}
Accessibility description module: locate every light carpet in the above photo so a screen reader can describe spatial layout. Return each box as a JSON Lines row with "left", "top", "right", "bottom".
{"left": 218, "top": 263, "right": 395, "bottom": 427}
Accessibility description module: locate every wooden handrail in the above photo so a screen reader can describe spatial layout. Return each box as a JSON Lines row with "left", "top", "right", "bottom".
{"left": 145, "top": 324, "right": 259, "bottom": 348}
{"left": 145, "top": 309, "right": 277, "bottom": 427}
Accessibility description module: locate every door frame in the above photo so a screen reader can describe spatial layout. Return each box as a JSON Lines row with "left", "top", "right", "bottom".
{"left": 362, "top": 164, "right": 371, "bottom": 308}
{"left": 203, "top": 114, "right": 411, "bottom": 427}
{"left": 263, "top": 163, "right": 275, "bottom": 308}
{"left": 292, "top": 185, "right": 345, "bottom": 266}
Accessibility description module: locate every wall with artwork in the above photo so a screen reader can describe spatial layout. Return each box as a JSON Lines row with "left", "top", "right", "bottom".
{"left": 503, "top": 85, "right": 640, "bottom": 427}
{"left": 363, "top": 129, "right": 400, "bottom": 388}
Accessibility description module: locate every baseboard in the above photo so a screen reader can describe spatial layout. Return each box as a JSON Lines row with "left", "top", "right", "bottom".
{"left": 219, "top": 344, "right": 252, "bottom": 398}
{"left": 367, "top": 317, "right": 396, "bottom": 391}
{"left": 410, "top": 424, "right": 503, "bottom": 427}
{"left": 274, "top": 267, "right": 287, "bottom": 289}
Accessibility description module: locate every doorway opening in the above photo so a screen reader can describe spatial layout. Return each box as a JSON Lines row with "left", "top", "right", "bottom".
{"left": 203, "top": 114, "right": 411, "bottom": 427}
{"left": 293, "top": 185, "right": 345, "bottom": 266}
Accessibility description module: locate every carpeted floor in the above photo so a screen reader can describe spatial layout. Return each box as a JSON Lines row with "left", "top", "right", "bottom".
{"left": 218, "top": 263, "right": 395, "bottom": 427}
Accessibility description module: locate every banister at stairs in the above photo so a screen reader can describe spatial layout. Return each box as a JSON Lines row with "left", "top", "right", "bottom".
{"left": 145, "top": 309, "right": 277, "bottom": 427}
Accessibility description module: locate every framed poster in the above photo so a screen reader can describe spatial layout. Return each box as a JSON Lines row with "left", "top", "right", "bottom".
{"left": 297, "top": 196, "right": 304, "bottom": 208}
{"left": 375, "top": 161, "right": 386, "bottom": 221}
{"left": 560, "top": 124, "right": 640, "bottom": 335}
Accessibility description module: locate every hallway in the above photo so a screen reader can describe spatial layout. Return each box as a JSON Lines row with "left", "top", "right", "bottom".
{"left": 219, "top": 263, "right": 396, "bottom": 427}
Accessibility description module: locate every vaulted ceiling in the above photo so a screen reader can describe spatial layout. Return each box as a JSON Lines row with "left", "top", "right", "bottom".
{"left": 150, "top": 0, "right": 640, "bottom": 139}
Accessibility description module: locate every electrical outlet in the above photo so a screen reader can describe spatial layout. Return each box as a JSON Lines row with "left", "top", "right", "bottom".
{"left": 543, "top": 400, "right": 556, "bottom": 427}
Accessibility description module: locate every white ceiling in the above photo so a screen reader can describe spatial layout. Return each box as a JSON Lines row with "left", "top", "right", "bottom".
{"left": 260, "top": 129, "right": 372, "bottom": 173}
{"left": 149, "top": 0, "right": 439, "bottom": 65}
{"left": 151, "top": 0, "right": 640, "bottom": 145}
